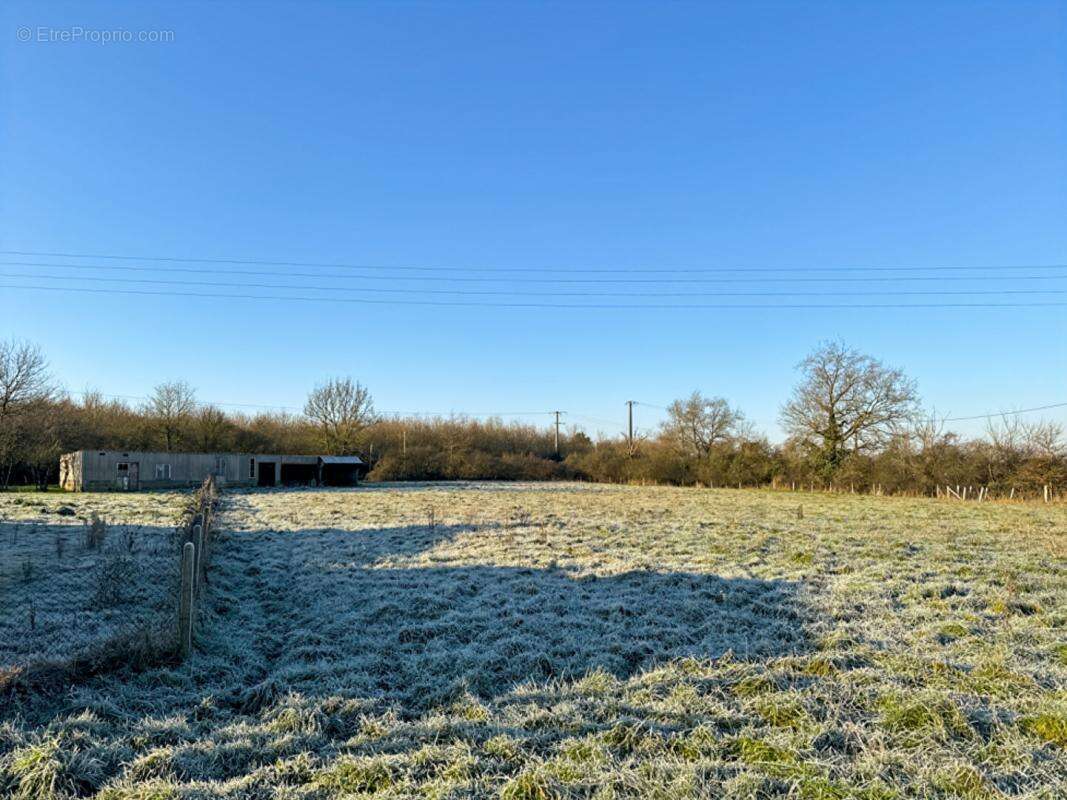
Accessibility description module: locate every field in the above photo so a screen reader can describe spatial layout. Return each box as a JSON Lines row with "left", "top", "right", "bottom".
{"left": 1, "top": 483, "right": 1065, "bottom": 799}
{"left": 0, "top": 492, "right": 187, "bottom": 674}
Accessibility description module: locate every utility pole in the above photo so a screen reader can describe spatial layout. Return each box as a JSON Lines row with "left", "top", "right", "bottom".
{"left": 553, "top": 411, "right": 564, "bottom": 456}
{"left": 626, "top": 400, "right": 636, "bottom": 452}
{"left": 402, "top": 429, "right": 407, "bottom": 456}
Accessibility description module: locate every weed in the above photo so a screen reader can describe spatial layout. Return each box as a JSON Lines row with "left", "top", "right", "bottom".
{"left": 85, "top": 514, "right": 107, "bottom": 549}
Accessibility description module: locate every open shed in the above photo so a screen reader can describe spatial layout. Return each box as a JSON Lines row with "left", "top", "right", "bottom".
{"left": 318, "top": 456, "right": 365, "bottom": 486}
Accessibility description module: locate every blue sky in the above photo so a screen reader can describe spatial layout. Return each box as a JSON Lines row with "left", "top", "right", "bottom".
{"left": 2, "top": 1, "right": 1065, "bottom": 441}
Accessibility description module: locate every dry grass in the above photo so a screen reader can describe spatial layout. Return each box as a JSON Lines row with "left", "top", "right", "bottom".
{"left": 1, "top": 482, "right": 1065, "bottom": 798}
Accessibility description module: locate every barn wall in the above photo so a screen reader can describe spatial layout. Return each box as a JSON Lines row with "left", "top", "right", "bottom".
{"left": 64, "top": 451, "right": 361, "bottom": 491}
{"left": 75, "top": 451, "right": 256, "bottom": 491}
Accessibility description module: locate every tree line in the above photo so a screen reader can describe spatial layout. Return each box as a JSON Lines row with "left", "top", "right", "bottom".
{"left": 1, "top": 338, "right": 1063, "bottom": 495}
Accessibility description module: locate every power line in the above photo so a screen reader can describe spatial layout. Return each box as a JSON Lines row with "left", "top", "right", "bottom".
{"left": 4, "top": 260, "right": 1067, "bottom": 285}
{"left": 4, "top": 249, "right": 1067, "bottom": 274}
{"left": 56, "top": 393, "right": 1067, "bottom": 432}
{"left": 4, "top": 283, "right": 1067, "bottom": 310}
{"left": 6, "top": 269, "right": 1067, "bottom": 299}
{"left": 634, "top": 399, "right": 1067, "bottom": 423}
{"left": 569, "top": 413, "right": 623, "bottom": 427}
{"left": 938, "top": 402, "right": 1067, "bottom": 422}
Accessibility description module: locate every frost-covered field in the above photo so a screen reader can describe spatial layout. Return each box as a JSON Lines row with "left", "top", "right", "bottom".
{"left": 1, "top": 483, "right": 1065, "bottom": 799}
{"left": 0, "top": 492, "right": 186, "bottom": 675}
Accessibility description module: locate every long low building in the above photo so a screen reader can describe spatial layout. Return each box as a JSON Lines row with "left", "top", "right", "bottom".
{"left": 59, "top": 450, "right": 365, "bottom": 491}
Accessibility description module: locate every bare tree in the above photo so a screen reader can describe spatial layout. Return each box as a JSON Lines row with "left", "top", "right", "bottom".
{"left": 304, "top": 377, "right": 376, "bottom": 455}
{"left": 0, "top": 339, "right": 53, "bottom": 422}
{"left": 0, "top": 339, "right": 55, "bottom": 487}
{"left": 662, "top": 392, "right": 747, "bottom": 458}
{"left": 1021, "top": 419, "right": 1064, "bottom": 458}
{"left": 144, "top": 381, "right": 197, "bottom": 451}
{"left": 781, "top": 341, "right": 919, "bottom": 475}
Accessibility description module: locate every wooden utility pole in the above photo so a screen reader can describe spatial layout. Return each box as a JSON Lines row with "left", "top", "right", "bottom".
{"left": 553, "top": 411, "right": 564, "bottom": 455}
{"left": 626, "top": 400, "right": 635, "bottom": 452}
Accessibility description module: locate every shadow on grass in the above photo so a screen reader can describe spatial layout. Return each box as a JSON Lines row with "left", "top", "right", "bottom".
{"left": 2, "top": 515, "right": 819, "bottom": 795}
{"left": 203, "top": 522, "right": 813, "bottom": 714}
{"left": 3, "top": 516, "right": 814, "bottom": 714}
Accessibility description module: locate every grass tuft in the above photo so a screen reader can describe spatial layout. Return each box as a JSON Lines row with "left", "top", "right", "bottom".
{"left": 500, "top": 769, "right": 555, "bottom": 800}
{"left": 876, "top": 693, "right": 972, "bottom": 742}
{"left": 315, "top": 755, "right": 393, "bottom": 795}
{"left": 1019, "top": 711, "right": 1067, "bottom": 748}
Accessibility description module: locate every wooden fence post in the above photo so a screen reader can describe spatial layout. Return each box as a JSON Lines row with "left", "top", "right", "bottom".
{"left": 178, "top": 541, "right": 195, "bottom": 657}
{"left": 192, "top": 523, "right": 204, "bottom": 596}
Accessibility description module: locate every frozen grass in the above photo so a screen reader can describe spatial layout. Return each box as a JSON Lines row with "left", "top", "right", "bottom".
{"left": 0, "top": 492, "right": 187, "bottom": 677}
{"left": 1, "top": 483, "right": 1065, "bottom": 798}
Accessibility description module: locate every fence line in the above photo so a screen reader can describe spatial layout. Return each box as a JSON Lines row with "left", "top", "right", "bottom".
{"left": 767, "top": 481, "right": 1059, "bottom": 503}
{"left": 0, "top": 475, "right": 220, "bottom": 695}
{"left": 176, "top": 475, "right": 218, "bottom": 659}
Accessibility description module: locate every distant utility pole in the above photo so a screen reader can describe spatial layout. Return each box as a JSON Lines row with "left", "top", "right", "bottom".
{"left": 626, "top": 400, "right": 636, "bottom": 451}
{"left": 553, "top": 411, "right": 564, "bottom": 455}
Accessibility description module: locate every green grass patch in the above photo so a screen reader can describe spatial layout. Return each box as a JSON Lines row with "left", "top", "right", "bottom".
{"left": 96, "top": 784, "right": 177, "bottom": 800}
{"left": 800, "top": 657, "right": 837, "bottom": 677}
{"left": 876, "top": 693, "right": 972, "bottom": 742}
{"left": 8, "top": 738, "right": 68, "bottom": 800}
{"left": 668, "top": 724, "right": 719, "bottom": 761}
{"left": 1053, "top": 644, "right": 1067, "bottom": 667}
{"left": 500, "top": 770, "right": 555, "bottom": 800}
{"left": 936, "top": 623, "right": 969, "bottom": 642}
{"left": 988, "top": 597, "right": 1042, "bottom": 616}
{"left": 726, "top": 735, "right": 809, "bottom": 778}
{"left": 558, "top": 737, "right": 608, "bottom": 767}
{"left": 754, "top": 696, "right": 809, "bottom": 729}
{"left": 315, "top": 756, "right": 393, "bottom": 795}
{"left": 967, "top": 662, "right": 1034, "bottom": 697}
{"left": 932, "top": 765, "right": 993, "bottom": 799}
{"left": 483, "top": 735, "right": 521, "bottom": 761}
{"left": 731, "top": 675, "right": 775, "bottom": 698}
{"left": 1019, "top": 711, "right": 1067, "bottom": 748}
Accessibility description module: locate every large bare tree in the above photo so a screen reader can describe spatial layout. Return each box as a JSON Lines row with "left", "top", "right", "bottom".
{"left": 0, "top": 339, "right": 52, "bottom": 422}
{"left": 662, "top": 391, "right": 747, "bottom": 458}
{"left": 0, "top": 339, "right": 55, "bottom": 486}
{"left": 781, "top": 341, "right": 919, "bottom": 474}
{"left": 144, "top": 380, "right": 197, "bottom": 451}
{"left": 304, "top": 377, "right": 376, "bottom": 455}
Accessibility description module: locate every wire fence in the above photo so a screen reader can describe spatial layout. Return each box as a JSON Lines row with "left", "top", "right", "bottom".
{"left": 0, "top": 477, "right": 218, "bottom": 691}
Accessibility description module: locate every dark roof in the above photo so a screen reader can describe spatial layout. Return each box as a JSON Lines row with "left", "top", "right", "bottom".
{"left": 318, "top": 455, "right": 365, "bottom": 465}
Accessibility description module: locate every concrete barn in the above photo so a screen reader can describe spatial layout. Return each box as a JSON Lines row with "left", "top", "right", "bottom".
{"left": 59, "top": 450, "right": 365, "bottom": 491}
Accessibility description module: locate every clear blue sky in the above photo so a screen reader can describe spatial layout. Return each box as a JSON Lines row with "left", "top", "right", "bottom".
{"left": 2, "top": 1, "right": 1065, "bottom": 441}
